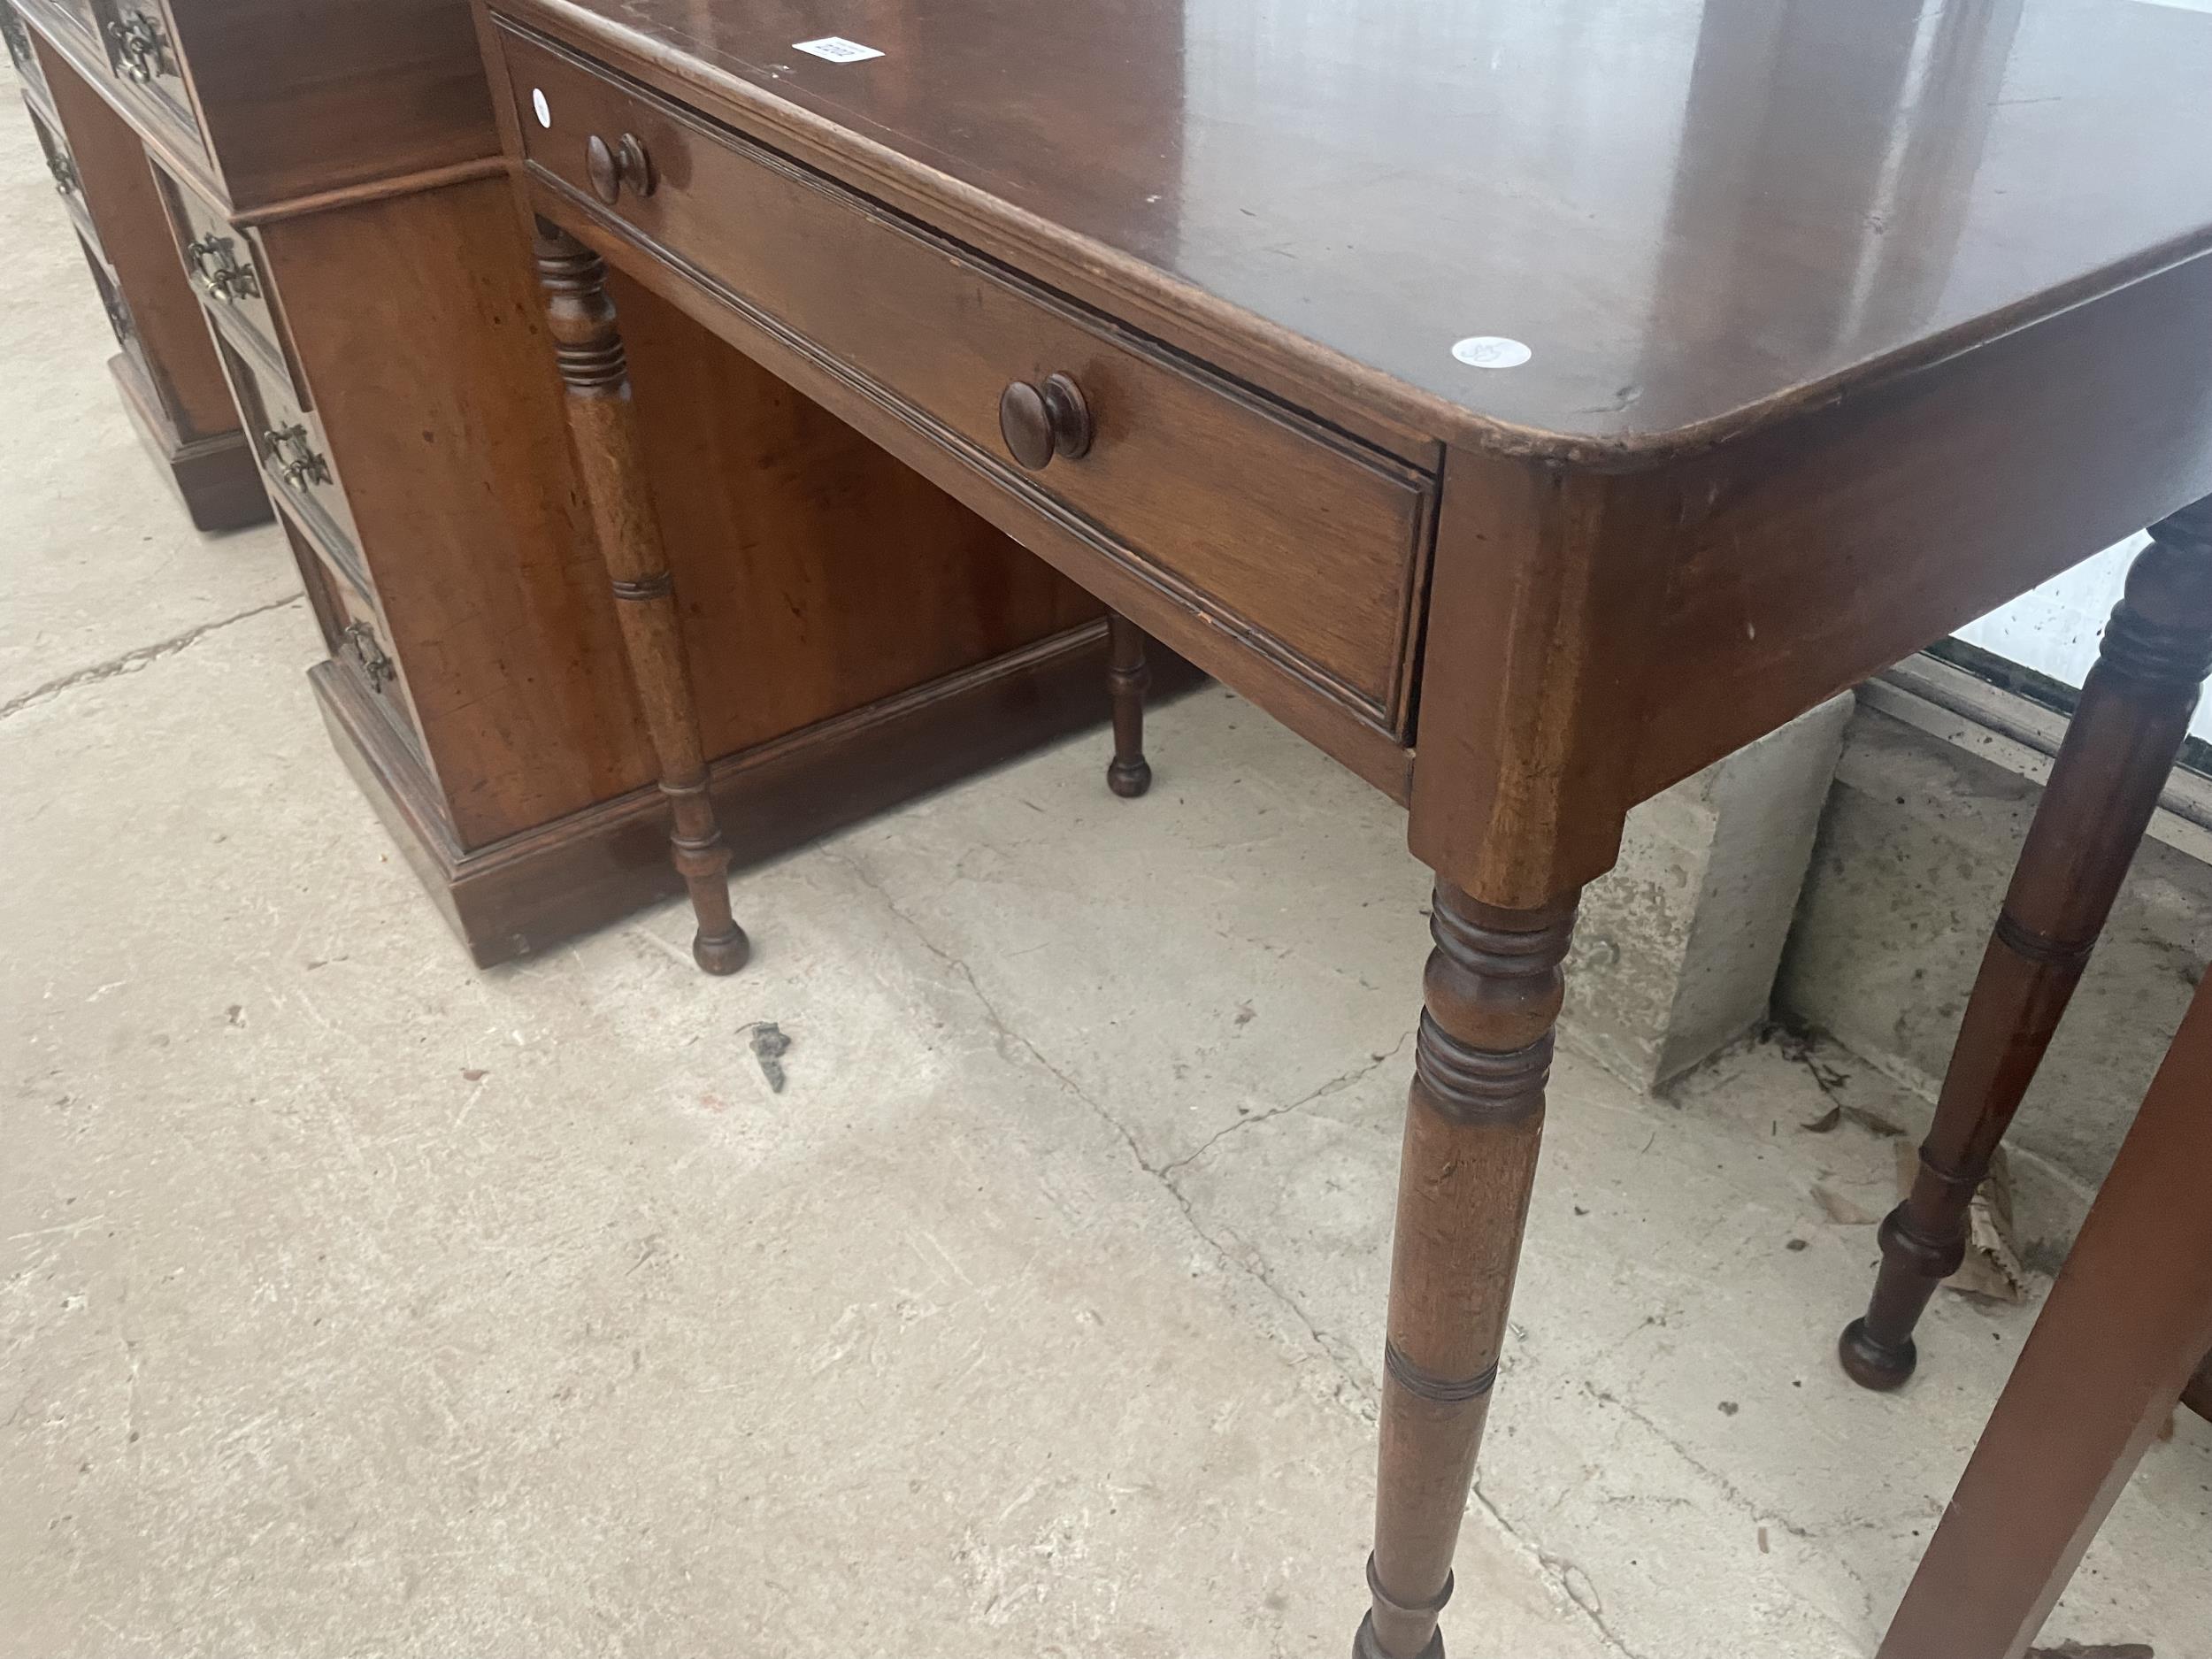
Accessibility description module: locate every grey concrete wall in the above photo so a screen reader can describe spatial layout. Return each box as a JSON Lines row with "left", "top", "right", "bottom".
{"left": 1563, "top": 694, "right": 1852, "bottom": 1090}
{"left": 1777, "top": 701, "right": 2212, "bottom": 1191}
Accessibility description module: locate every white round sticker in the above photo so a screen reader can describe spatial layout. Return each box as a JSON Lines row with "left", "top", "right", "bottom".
{"left": 532, "top": 88, "right": 552, "bottom": 128}
{"left": 1451, "top": 335, "right": 1532, "bottom": 369}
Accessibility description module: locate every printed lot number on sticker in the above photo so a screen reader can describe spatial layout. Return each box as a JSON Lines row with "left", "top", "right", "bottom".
{"left": 794, "top": 36, "right": 884, "bottom": 62}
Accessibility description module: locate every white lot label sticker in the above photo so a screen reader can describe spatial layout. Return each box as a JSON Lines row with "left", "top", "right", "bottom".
{"left": 794, "top": 35, "right": 885, "bottom": 62}
{"left": 531, "top": 88, "right": 551, "bottom": 128}
{"left": 1451, "top": 335, "right": 1532, "bottom": 369}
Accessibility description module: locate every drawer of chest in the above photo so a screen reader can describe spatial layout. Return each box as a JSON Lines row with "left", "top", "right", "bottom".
{"left": 73, "top": 227, "right": 143, "bottom": 362}
{"left": 151, "top": 161, "right": 288, "bottom": 385}
{"left": 293, "top": 525, "right": 425, "bottom": 761}
{"left": 3, "top": 6, "right": 50, "bottom": 101}
{"left": 212, "top": 331, "right": 361, "bottom": 566}
{"left": 88, "top": 0, "right": 198, "bottom": 150}
{"left": 23, "top": 96, "right": 95, "bottom": 247}
{"left": 497, "top": 23, "right": 1435, "bottom": 734}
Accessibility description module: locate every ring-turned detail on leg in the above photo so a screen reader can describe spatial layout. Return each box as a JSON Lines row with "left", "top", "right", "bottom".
{"left": 1359, "top": 883, "right": 1578, "bottom": 1659}
{"left": 1840, "top": 496, "right": 2212, "bottom": 1388}
{"left": 1106, "top": 611, "right": 1152, "bottom": 798}
{"left": 532, "top": 219, "right": 749, "bottom": 975}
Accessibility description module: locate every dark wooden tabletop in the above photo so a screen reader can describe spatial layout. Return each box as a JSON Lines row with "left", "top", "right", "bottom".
{"left": 531, "top": 0, "right": 2212, "bottom": 457}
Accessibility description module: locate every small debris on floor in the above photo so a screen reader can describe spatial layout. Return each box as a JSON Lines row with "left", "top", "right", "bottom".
{"left": 747, "top": 1021, "right": 792, "bottom": 1093}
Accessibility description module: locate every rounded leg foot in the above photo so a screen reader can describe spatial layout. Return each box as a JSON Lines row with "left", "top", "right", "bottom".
{"left": 1839, "top": 1317, "right": 1917, "bottom": 1391}
{"left": 692, "top": 923, "right": 751, "bottom": 976}
{"left": 1107, "top": 756, "right": 1152, "bottom": 798}
{"left": 1353, "top": 1612, "right": 1443, "bottom": 1659}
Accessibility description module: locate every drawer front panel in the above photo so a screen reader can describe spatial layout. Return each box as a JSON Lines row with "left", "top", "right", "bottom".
{"left": 73, "top": 228, "right": 144, "bottom": 371}
{"left": 24, "top": 96, "right": 95, "bottom": 249}
{"left": 3, "top": 6, "right": 50, "bottom": 101}
{"left": 26, "top": 97, "right": 76, "bottom": 197}
{"left": 299, "top": 535, "right": 425, "bottom": 762}
{"left": 155, "top": 162, "right": 287, "bottom": 385}
{"left": 498, "top": 23, "right": 1433, "bottom": 732}
{"left": 89, "top": 0, "right": 196, "bottom": 146}
{"left": 214, "top": 331, "right": 361, "bottom": 565}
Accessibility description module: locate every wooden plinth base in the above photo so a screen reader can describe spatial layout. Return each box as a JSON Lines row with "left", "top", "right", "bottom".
{"left": 313, "top": 619, "right": 1196, "bottom": 968}
{"left": 107, "top": 352, "right": 272, "bottom": 534}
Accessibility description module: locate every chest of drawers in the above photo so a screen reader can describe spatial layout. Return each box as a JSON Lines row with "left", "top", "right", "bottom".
{"left": 6, "top": 1, "right": 265, "bottom": 529}
{"left": 7, "top": 0, "right": 1114, "bottom": 965}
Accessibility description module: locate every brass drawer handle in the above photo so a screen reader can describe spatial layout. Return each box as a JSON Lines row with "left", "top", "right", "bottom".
{"left": 340, "top": 621, "right": 396, "bottom": 690}
{"left": 584, "top": 132, "right": 655, "bottom": 206}
{"left": 185, "top": 233, "right": 259, "bottom": 303}
{"left": 46, "top": 150, "right": 79, "bottom": 196}
{"left": 105, "top": 10, "right": 173, "bottom": 83}
{"left": 261, "top": 424, "right": 331, "bottom": 490}
{"left": 101, "top": 289, "right": 133, "bottom": 346}
{"left": 998, "top": 373, "right": 1094, "bottom": 471}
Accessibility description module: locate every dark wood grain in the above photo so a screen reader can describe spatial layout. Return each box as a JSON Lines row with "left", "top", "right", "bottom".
{"left": 1364, "top": 886, "right": 1578, "bottom": 1659}
{"left": 605, "top": 266, "right": 1104, "bottom": 768}
{"left": 31, "top": 29, "right": 235, "bottom": 442}
{"left": 502, "top": 0, "right": 2212, "bottom": 464}
{"left": 1105, "top": 611, "right": 1151, "bottom": 799}
{"left": 476, "top": 0, "right": 2212, "bottom": 1647}
{"left": 311, "top": 619, "right": 1180, "bottom": 967}
{"left": 534, "top": 220, "right": 748, "bottom": 975}
{"left": 1843, "top": 497, "right": 2212, "bottom": 1390}
{"left": 494, "top": 19, "right": 1438, "bottom": 736}
{"left": 1878, "top": 973, "right": 2212, "bottom": 1659}
{"left": 98, "top": 0, "right": 495, "bottom": 213}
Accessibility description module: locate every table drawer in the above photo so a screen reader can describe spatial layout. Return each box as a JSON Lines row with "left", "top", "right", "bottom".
{"left": 212, "top": 330, "right": 360, "bottom": 565}
{"left": 153, "top": 161, "right": 288, "bottom": 387}
{"left": 497, "top": 21, "right": 1433, "bottom": 733}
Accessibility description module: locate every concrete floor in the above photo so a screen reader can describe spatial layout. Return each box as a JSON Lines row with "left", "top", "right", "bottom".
{"left": 3, "top": 111, "right": 2207, "bottom": 1659}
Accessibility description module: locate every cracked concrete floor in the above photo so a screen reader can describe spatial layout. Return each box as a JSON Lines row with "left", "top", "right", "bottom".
{"left": 3, "top": 105, "right": 2208, "bottom": 1659}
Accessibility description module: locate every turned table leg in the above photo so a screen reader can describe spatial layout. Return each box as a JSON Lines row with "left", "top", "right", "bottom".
{"left": 533, "top": 220, "right": 749, "bottom": 975}
{"left": 1877, "top": 977, "right": 2212, "bottom": 1659}
{"left": 1106, "top": 611, "right": 1152, "bottom": 798}
{"left": 1840, "top": 497, "right": 2212, "bottom": 1388}
{"left": 1359, "top": 882, "right": 1578, "bottom": 1659}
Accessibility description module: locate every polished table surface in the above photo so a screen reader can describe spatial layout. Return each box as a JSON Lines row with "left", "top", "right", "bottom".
{"left": 483, "top": 1, "right": 2212, "bottom": 1653}
{"left": 537, "top": 0, "right": 2212, "bottom": 457}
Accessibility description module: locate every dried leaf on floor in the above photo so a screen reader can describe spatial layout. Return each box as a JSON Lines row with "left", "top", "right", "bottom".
{"left": 1813, "top": 1184, "right": 1878, "bottom": 1225}
{"left": 1895, "top": 1142, "right": 2025, "bottom": 1302}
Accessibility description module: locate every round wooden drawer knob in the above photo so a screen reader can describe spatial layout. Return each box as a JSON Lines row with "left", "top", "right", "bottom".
{"left": 586, "top": 132, "right": 656, "bottom": 205}
{"left": 998, "top": 373, "right": 1093, "bottom": 470}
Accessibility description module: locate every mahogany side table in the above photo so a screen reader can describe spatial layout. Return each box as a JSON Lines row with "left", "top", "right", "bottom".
{"left": 470, "top": 0, "right": 2212, "bottom": 1649}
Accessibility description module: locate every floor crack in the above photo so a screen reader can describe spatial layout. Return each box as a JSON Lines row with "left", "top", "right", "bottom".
{"left": 825, "top": 849, "right": 1375, "bottom": 1379}
{"left": 0, "top": 593, "right": 303, "bottom": 722}
{"left": 1156, "top": 1027, "right": 1414, "bottom": 1178}
{"left": 826, "top": 846, "right": 1643, "bottom": 1659}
